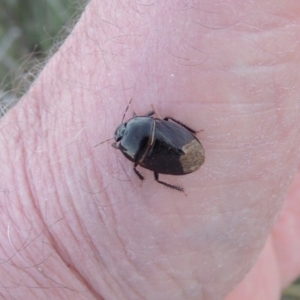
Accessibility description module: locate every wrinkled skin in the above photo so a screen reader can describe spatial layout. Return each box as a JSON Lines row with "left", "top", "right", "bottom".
{"left": 1, "top": 1, "right": 300, "bottom": 299}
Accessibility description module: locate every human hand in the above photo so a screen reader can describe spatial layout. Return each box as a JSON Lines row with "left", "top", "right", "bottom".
{"left": 1, "top": 1, "right": 300, "bottom": 299}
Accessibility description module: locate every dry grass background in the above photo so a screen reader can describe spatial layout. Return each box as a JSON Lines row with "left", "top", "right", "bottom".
{"left": 0, "top": 0, "right": 82, "bottom": 114}
{"left": 0, "top": 0, "right": 299, "bottom": 299}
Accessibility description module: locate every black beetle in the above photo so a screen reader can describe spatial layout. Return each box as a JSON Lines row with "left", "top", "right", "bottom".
{"left": 111, "top": 102, "right": 205, "bottom": 193}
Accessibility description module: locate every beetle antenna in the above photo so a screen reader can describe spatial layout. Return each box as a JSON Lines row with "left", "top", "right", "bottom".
{"left": 121, "top": 98, "right": 134, "bottom": 123}
{"left": 94, "top": 138, "right": 114, "bottom": 148}
{"left": 94, "top": 98, "right": 134, "bottom": 149}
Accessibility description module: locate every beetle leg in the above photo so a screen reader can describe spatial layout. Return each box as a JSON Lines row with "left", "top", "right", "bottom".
{"left": 145, "top": 110, "right": 155, "bottom": 117}
{"left": 164, "top": 117, "right": 197, "bottom": 134}
{"left": 133, "top": 111, "right": 154, "bottom": 117}
{"left": 154, "top": 172, "right": 184, "bottom": 193}
{"left": 140, "top": 110, "right": 155, "bottom": 117}
{"left": 133, "top": 164, "right": 144, "bottom": 181}
{"left": 133, "top": 111, "right": 154, "bottom": 118}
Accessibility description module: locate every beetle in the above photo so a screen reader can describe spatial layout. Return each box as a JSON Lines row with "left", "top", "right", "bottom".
{"left": 110, "top": 102, "right": 205, "bottom": 193}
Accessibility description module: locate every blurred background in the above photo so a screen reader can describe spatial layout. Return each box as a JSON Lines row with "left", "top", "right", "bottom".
{"left": 0, "top": 0, "right": 299, "bottom": 298}
{"left": 0, "top": 0, "right": 82, "bottom": 115}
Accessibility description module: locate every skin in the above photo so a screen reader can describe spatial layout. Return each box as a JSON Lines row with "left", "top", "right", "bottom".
{"left": 0, "top": 0, "right": 300, "bottom": 299}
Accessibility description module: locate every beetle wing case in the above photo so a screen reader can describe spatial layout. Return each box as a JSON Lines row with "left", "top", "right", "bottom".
{"left": 140, "top": 119, "right": 205, "bottom": 175}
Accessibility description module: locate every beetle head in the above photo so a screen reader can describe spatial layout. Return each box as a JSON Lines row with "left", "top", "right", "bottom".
{"left": 114, "top": 123, "right": 126, "bottom": 142}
